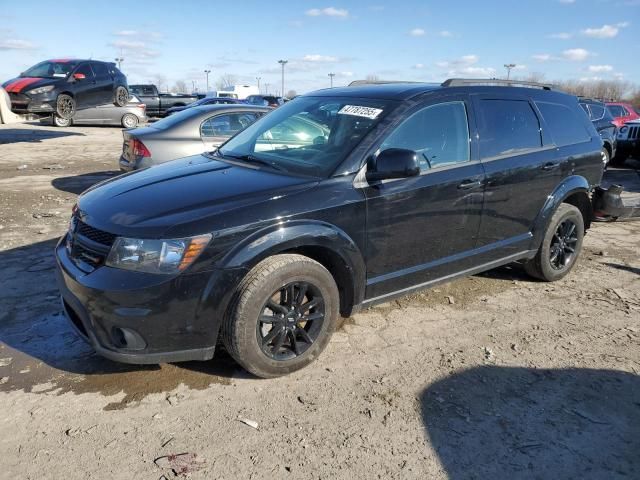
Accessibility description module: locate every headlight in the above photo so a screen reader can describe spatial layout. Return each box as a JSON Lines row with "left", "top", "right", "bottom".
{"left": 105, "top": 234, "right": 212, "bottom": 274}
{"left": 27, "top": 85, "right": 55, "bottom": 95}
{"left": 620, "top": 126, "right": 628, "bottom": 134}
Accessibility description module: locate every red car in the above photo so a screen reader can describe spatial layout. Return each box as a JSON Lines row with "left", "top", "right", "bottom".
{"left": 606, "top": 102, "right": 640, "bottom": 128}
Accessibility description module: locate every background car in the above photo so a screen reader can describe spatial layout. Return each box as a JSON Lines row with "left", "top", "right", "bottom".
{"left": 606, "top": 102, "right": 640, "bottom": 128}
{"left": 579, "top": 98, "right": 617, "bottom": 166}
{"left": 615, "top": 119, "right": 640, "bottom": 162}
{"left": 165, "top": 97, "right": 242, "bottom": 116}
{"left": 43, "top": 95, "right": 147, "bottom": 128}
{"left": 129, "top": 84, "right": 199, "bottom": 117}
{"left": 119, "top": 104, "right": 270, "bottom": 171}
{"left": 246, "top": 95, "right": 285, "bottom": 107}
{"left": 2, "top": 59, "right": 128, "bottom": 119}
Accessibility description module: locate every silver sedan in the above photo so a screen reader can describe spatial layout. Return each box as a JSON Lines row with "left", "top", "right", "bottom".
{"left": 47, "top": 95, "right": 147, "bottom": 128}
{"left": 119, "top": 104, "right": 270, "bottom": 171}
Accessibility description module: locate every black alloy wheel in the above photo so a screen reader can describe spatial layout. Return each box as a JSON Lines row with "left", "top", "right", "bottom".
{"left": 549, "top": 219, "right": 578, "bottom": 271}
{"left": 257, "top": 281, "right": 325, "bottom": 361}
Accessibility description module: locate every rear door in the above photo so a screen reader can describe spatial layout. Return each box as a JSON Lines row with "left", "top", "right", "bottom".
{"left": 90, "top": 62, "right": 114, "bottom": 106}
{"left": 473, "top": 94, "right": 563, "bottom": 259}
{"left": 200, "top": 111, "right": 260, "bottom": 150}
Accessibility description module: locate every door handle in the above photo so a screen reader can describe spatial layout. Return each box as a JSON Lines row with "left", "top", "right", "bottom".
{"left": 541, "top": 162, "right": 560, "bottom": 171}
{"left": 457, "top": 179, "right": 482, "bottom": 190}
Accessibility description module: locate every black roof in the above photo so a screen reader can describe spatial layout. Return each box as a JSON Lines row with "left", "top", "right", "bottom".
{"left": 305, "top": 79, "right": 574, "bottom": 102}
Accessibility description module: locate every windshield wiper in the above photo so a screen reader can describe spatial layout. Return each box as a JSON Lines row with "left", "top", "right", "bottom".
{"left": 219, "top": 153, "right": 286, "bottom": 172}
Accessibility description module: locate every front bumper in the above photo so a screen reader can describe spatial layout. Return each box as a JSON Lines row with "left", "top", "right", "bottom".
{"left": 9, "top": 92, "right": 56, "bottom": 114}
{"left": 55, "top": 236, "right": 240, "bottom": 364}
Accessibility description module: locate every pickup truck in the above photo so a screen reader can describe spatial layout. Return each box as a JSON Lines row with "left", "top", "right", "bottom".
{"left": 129, "top": 84, "right": 198, "bottom": 117}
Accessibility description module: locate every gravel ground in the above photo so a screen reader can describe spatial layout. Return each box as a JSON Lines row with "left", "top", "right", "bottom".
{"left": 0, "top": 123, "right": 639, "bottom": 479}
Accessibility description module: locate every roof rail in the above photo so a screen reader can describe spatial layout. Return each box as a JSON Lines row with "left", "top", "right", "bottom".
{"left": 348, "top": 80, "right": 424, "bottom": 86}
{"left": 442, "top": 78, "right": 555, "bottom": 90}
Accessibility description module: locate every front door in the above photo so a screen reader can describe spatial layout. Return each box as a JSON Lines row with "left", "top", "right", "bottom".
{"left": 71, "top": 63, "right": 97, "bottom": 109}
{"left": 362, "top": 96, "right": 485, "bottom": 300}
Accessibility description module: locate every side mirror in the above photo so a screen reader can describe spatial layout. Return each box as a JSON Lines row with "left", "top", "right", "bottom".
{"left": 72, "top": 73, "right": 86, "bottom": 81}
{"left": 366, "top": 148, "right": 420, "bottom": 182}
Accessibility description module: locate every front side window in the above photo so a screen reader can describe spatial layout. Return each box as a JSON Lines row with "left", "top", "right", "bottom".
{"left": 22, "top": 60, "right": 80, "bottom": 78}
{"left": 380, "top": 101, "right": 470, "bottom": 170}
{"left": 589, "top": 104, "right": 605, "bottom": 120}
{"left": 201, "top": 113, "right": 258, "bottom": 137}
{"left": 536, "top": 102, "right": 591, "bottom": 147}
{"left": 218, "top": 96, "right": 394, "bottom": 177}
{"left": 74, "top": 63, "right": 95, "bottom": 80}
{"left": 478, "top": 99, "right": 542, "bottom": 159}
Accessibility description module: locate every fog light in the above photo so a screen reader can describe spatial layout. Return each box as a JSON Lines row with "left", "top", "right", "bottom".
{"left": 111, "top": 327, "right": 146, "bottom": 350}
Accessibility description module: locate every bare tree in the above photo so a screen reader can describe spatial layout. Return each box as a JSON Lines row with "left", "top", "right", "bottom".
{"left": 151, "top": 74, "right": 168, "bottom": 92}
{"left": 365, "top": 74, "right": 380, "bottom": 82}
{"left": 555, "top": 79, "right": 633, "bottom": 101}
{"left": 170, "top": 80, "right": 188, "bottom": 93}
{"left": 216, "top": 74, "right": 238, "bottom": 90}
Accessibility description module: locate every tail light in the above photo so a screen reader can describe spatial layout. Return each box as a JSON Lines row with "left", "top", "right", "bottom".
{"left": 132, "top": 138, "right": 151, "bottom": 157}
{"left": 137, "top": 103, "right": 146, "bottom": 110}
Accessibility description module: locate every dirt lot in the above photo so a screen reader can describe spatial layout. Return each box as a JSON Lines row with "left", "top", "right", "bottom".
{"left": 0, "top": 123, "right": 639, "bottom": 479}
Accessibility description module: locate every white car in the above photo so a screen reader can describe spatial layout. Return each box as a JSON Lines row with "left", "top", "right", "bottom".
{"left": 616, "top": 119, "right": 640, "bottom": 160}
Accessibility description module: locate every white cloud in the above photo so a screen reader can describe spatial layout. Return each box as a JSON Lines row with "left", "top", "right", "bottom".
{"left": 616, "top": 21, "right": 630, "bottom": 28}
{"left": 436, "top": 54, "right": 478, "bottom": 69}
{"left": 548, "top": 32, "right": 572, "bottom": 39}
{"left": 513, "top": 65, "right": 528, "bottom": 70}
{"left": 562, "top": 48, "right": 592, "bottom": 61}
{"left": 339, "top": 71, "right": 354, "bottom": 77}
{"left": 438, "top": 30, "right": 454, "bottom": 37}
{"left": 413, "top": 63, "right": 425, "bottom": 69}
{"left": 588, "top": 64, "right": 613, "bottom": 72}
{"left": 455, "top": 66, "right": 496, "bottom": 77}
{"left": 306, "top": 7, "right": 349, "bottom": 18}
{"left": 559, "top": 0, "right": 575, "bottom": 3}
{"left": 0, "top": 38, "right": 37, "bottom": 50}
{"left": 532, "top": 54, "right": 552, "bottom": 62}
{"left": 302, "top": 54, "right": 339, "bottom": 62}
{"left": 581, "top": 24, "right": 619, "bottom": 38}
{"left": 613, "top": 72, "right": 625, "bottom": 80}
{"left": 409, "top": 28, "right": 425, "bottom": 37}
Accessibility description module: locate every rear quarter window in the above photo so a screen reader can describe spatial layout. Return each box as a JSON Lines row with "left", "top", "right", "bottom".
{"left": 536, "top": 102, "right": 591, "bottom": 147}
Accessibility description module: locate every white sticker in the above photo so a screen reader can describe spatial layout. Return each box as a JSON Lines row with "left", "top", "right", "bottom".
{"left": 338, "top": 105, "right": 383, "bottom": 120}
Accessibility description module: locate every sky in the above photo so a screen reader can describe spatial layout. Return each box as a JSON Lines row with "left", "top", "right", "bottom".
{"left": 0, "top": 0, "right": 638, "bottom": 95}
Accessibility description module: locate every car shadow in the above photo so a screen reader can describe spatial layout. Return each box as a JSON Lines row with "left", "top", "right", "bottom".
{"left": 603, "top": 262, "right": 640, "bottom": 276}
{"left": 0, "top": 128, "right": 84, "bottom": 144}
{"left": 421, "top": 366, "right": 640, "bottom": 479}
{"left": 51, "top": 171, "right": 121, "bottom": 195}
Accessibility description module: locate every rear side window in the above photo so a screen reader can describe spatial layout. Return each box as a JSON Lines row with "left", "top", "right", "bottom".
{"left": 536, "top": 102, "right": 591, "bottom": 147}
{"left": 607, "top": 105, "right": 628, "bottom": 117}
{"left": 381, "top": 101, "right": 470, "bottom": 170}
{"left": 74, "top": 63, "right": 95, "bottom": 80}
{"left": 201, "top": 113, "right": 259, "bottom": 137}
{"left": 478, "top": 99, "right": 542, "bottom": 159}
{"left": 92, "top": 62, "right": 108, "bottom": 77}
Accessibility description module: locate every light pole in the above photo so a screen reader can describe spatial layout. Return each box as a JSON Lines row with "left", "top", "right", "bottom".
{"left": 264, "top": 83, "right": 270, "bottom": 95}
{"left": 504, "top": 63, "right": 516, "bottom": 80}
{"left": 278, "top": 59, "right": 288, "bottom": 98}
{"left": 204, "top": 69, "right": 211, "bottom": 92}
{"left": 115, "top": 56, "right": 124, "bottom": 70}
{"left": 328, "top": 72, "right": 335, "bottom": 88}
{"left": 256, "top": 76, "right": 261, "bottom": 93}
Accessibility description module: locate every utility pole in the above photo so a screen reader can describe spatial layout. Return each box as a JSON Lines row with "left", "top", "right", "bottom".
{"left": 114, "top": 49, "right": 124, "bottom": 70}
{"left": 256, "top": 76, "right": 261, "bottom": 93}
{"left": 328, "top": 72, "right": 335, "bottom": 88}
{"left": 204, "top": 69, "right": 211, "bottom": 92}
{"left": 192, "top": 80, "right": 197, "bottom": 93}
{"left": 504, "top": 63, "right": 516, "bottom": 80}
{"left": 278, "top": 59, "right": 288, "bottom": 98}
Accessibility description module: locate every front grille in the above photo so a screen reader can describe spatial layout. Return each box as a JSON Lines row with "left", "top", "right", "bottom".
{"left": 68, "top": 215, "right": 117, "bottom": 271}
{"left": 628, "top": 126, "right": 640, "bottom": 141}
{"left": 9, "top": 92, "right": 29, "bottom": 105}
{"left": 76, "top": 219, "right": 117, "bottom": 247}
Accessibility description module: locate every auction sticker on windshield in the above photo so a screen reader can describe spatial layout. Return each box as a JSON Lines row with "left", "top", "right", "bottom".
{"left": 338, "top": 105, "right": 383, "bottom": 120}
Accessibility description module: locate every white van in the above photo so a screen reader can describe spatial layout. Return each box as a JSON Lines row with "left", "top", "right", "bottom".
{"left": 217, "top": 85, "right": 260, "bottom": 100}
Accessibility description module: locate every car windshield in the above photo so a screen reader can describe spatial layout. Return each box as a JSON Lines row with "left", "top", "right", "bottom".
{"left": 22, "top": 60, "right": 80, "bottom": 78}
{"left": 150, "top": 107, "right": 206, "bottom": 130}
{"left": 218, "top": 96, "right": 394, "bottom": 177}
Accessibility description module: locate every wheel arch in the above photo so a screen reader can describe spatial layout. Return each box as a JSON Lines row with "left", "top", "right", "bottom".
{"left": 219, "top": 221, "right": 366, "bottom": 317}
{"left": 531, "top": 175, "right": 593, "bottom": 247}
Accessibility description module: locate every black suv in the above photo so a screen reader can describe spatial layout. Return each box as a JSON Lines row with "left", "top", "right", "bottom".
{"left": 55, "top": 79, "right": 632, "bottom": 378}
{"left": 2, "top": 59, "right": 129, "bottom": 120}
{"left": 578, "top": 98, "right": 617, "bottom": 166}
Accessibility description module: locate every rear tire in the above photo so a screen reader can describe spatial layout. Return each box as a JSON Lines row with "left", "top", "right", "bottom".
{"left": 52, "top": 114, "right": 72, "bottom": 127}
{"left": 121, "top": 113, "right": 138, "bottom": 128}
{"left": 56, "top": 94, "right": 75, "bottom": 120}
{"left": 525, "top": 203, "right": 584, "bottom": 282}
{"left": 114, "top": 86, "right": 129, "bottom": 107}
{"left": 222, "top": 254, "right": 339, "bottom": 378}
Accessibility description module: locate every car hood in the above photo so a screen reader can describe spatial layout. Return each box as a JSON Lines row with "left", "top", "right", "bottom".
{"left": 77, "top": 155, "right": 319, "bottom": 238}
{"left": 2, "top": 77, "right": 59, "bottom": 94}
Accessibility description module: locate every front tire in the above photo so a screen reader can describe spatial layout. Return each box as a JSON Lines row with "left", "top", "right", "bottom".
{"left": 56, "top": 94, "right": 75, "bottom": 120}
{"left": 52, "top": 114, "right": 72, "bottom": 127}
{"left": 222, "top": 254, "right": 339, "bottom": 378}
{"left": 114, "top": 86, "right": 129, "bottom": 107}
{"left": 525, "top": 203, "right": 584, "bottom": 281}
{"left": 121, "top": 113, "right": 138, "bottom": 128}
